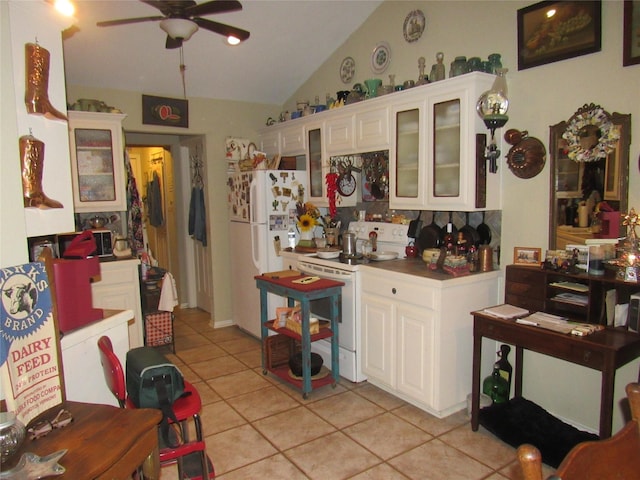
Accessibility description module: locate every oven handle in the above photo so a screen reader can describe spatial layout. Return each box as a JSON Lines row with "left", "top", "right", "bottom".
{"left": 297, "top": 261, "right": 353, "bottom": 281}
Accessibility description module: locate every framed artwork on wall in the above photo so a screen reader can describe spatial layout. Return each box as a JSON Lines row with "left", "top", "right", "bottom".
{"left": 623, "top": 0, "right": 640, "bottom": 66}
{"left": 517, "top": 1, "right": 602, "bottom": 70}
{"left": 142, "top": 94, "right": 189, "bottom": 128}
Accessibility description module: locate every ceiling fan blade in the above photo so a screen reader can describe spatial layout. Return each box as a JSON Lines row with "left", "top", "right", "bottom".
{"left": 140, "top": 0, "right": 197, "bottom": 16}
{"left": 194, "top": 17, "right": 250, "bottom": 41}
{"left": 166, "top": 35, "right": 183, "bottom": 49}
{"left": 185, "top": 0, "right": 242, "bottom": 17}
{"left": 97, "top": 16, "right": 164, "bottom": 27}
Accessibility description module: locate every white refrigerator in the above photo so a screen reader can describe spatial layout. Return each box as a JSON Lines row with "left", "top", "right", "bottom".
{"left": 228, "top": 169, "right": 306, "bottom": 338}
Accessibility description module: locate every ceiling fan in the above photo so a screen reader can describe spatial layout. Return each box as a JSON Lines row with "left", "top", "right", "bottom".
{"left": 96, "top": 0, "right": 250, "bottom": 49}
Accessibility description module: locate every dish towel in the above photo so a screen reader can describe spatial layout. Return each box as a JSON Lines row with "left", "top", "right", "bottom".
{"left": 158, "top": 272, "right": 178, "bottom": 312}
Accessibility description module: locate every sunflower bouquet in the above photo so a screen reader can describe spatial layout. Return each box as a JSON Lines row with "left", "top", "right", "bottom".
{"left": 296, "top": 201, "right": 321, "bottom": 232}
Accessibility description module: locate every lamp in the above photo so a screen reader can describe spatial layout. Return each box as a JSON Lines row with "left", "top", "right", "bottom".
{"left": 477, "top": 68, "right": 509, "bottom": 173}
{"left": 159, "top": 18, "right": 199, "bottom": 41}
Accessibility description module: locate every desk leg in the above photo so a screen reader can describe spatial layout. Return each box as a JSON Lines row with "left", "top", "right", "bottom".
{"left": 600, "top": 358, "right": 616, "bottom": 439}
{"left": 259, "top": 287, "right": 268, "bottom": 374}
{"left": 515, "top": 346, "right": 523, "bottom": 398}
{"left": 300, "top": 298, "right": 312, "bottom": 397}
{"left": 141, "top": 446, "right": 160, "bottom": 480}
{"left": 329, "top": 293, "right": 341, "bottom": 385}
{"left": 471, "top": 321, "right": 482, "bottom": 431}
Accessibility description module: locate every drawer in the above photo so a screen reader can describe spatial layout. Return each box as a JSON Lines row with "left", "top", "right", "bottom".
{"left": 98, "top": 261, "right": 140, "bottom": 285}
{"left": 506, "top": 281, "right": 545, "bottom": 299}
{"left": 506, "top": 265, "right": 546, "bottom": 284}
{"left": 505, "top": 293, "right": 544, "bottom": 312}
{"left": 363, "top": 273, "right": 436, "bottom": 309}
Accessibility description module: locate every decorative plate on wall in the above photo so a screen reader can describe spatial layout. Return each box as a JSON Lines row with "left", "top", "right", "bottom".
{"left": 370, "top": 41, "right": 391, "bottom": 74}
{"left": 340, "top": 56, "right": 356, "bottom": 83}
{"left": 403, "top": 10, "right": 425, "bottom": 43}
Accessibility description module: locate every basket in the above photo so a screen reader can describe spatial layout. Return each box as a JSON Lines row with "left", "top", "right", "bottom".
{"left": 265, "top": 334, "right": 299, "bottom": 369}
{"left": 144, "top": 311, "right": 174, "bottom": 351}
{"left": 285, "top": 317, "right": 320, "bottom": 335}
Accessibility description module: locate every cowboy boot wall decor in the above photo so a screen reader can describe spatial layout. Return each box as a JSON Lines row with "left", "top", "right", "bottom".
{"left": 24, "top": 42, "right": 67, "bottom": 121}
{"left": 19, "top": 134, "right": 63, "bottom": 209}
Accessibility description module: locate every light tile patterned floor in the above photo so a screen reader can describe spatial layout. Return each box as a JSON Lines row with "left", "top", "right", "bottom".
{"left": 159, "top": 308, "right": 554, "bottom": 480}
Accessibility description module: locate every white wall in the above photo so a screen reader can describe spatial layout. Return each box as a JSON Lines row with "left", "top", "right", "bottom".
{"left": 286, "top": 0, "right": 640, "bottom": 433}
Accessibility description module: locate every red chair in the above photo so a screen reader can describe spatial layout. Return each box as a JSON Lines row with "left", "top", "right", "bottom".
{"left": 97, "top": 336, "right": 212, "bottom": 479}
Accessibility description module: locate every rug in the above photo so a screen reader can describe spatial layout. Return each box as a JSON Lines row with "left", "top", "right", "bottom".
{"left": 478, "top": 396, "right": 599, "bottom": 468}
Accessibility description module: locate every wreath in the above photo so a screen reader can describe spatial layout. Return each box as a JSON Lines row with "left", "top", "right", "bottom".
{"left": 562, "top": 103, "right": 619, "bottom": 163}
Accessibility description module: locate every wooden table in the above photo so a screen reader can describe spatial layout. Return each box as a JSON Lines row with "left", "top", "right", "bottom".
{"left": 5, "top": 401, "right": 162, "bottom": 479}
{"left": 256, "top": 273, "right": 343, "bottom": 398}
{"left": 471, "top": 310, "right": 640, "bottom": 438}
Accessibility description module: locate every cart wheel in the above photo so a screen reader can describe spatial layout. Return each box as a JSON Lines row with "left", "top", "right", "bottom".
{"left": 303, "top": 392, "right": 308, "bottom": 400}
{"left": 262, "top": 369, "right": 267, "bottom": 375}
{"left": 332, "top": 382, "right": 337, "bottom": 388}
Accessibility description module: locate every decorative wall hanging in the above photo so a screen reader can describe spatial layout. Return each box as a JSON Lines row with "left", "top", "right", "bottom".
{"left": 562, "top": 103, "right": 619, "bottom": 163}
{"left": 504, "top": 129, "right": 547, "bottom": 179}
{"left": 142, "top": 94, "right": 189, "bottom": 128}
{"left": 340, "top": 56, "right": 356, "bottom": 83}
{"left": 403, "top": 10, "right": 425, "bottom": 43}
{"left": 370, "top": 41, "right": 391, "bottom": 74}
{"left": 517, "top": 1, "right": 602, "bottom": 70}
{"left": 623, "top": 0, "right": 640, "bottom": 66}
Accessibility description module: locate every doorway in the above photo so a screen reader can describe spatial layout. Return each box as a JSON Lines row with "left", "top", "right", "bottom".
{"left": 125, "top": 132, "right": 212, "bottom": 313}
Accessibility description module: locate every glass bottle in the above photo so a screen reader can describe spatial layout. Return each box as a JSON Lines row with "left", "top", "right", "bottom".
{"left": 488, "top": 53, "right": 502, "bottom": 74}
{"left": 0, "top": 412, "right": 26, "bottom": 464}
{"left": 444, "top": 223, "right": 455, "bottom": 255}
{"left": 416, "top": 57, "right": 428, "bottom": 85}
{"left": 482, "top": 364, "right": 509, "bottom": 404}
{"left": 456, "top": 231, "right": 467, "bottom": 255}
{"left": 496, "top": 344, "right": 513, "bottom": 393}
{"left": 450, "top": 56, "right": 467, "bottom": 77}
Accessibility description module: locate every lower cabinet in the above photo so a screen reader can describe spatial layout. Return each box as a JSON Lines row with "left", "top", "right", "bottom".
{"left": 361, "top": 266, "right": 500, "bottom": 417}
{"left": 91, "top": 259, "right": 144, "bottom": 349}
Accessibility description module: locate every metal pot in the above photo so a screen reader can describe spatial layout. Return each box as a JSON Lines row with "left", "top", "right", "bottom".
{"left": 341, "top": 232, "right": 357, "bottom": 256}
{"left": 87, "top": 216, "right": 108, "bottom": 229}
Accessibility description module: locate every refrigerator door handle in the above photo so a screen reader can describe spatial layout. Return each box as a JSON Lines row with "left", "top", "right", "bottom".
{"left": 249, "top": 177, "right": 258, "bottom": 224}
{"left": 250, "top": 222, "right": 261, "bottom": 271}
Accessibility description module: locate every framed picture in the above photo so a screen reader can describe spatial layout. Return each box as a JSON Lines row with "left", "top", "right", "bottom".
{"left": 514, "top": 247, "right": 543, "bottom": 266}
{"left": 142, "top": 94, "right": 189, "bottom": 128}
{"left": 623, "top": 0, "right": 640, "bottom": 66}
{"left": 517, "top": 1, "right": 602, "bottom": 70}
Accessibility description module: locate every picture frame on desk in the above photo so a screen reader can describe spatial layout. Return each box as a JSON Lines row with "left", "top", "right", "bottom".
{"left": 514, "top": 247, "right": 542, "bottom": 266}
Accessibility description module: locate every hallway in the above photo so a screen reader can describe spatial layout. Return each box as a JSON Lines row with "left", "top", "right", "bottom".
{"left": 163, "top": 308, "right": 552, "bottom": 479}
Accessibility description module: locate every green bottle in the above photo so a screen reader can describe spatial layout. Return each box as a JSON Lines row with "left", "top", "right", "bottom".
{"left": 496, "top": 344, "right": 513, "bottom": 394}
{"left": 482, "top": 364, "right": 509, "bottom": 404}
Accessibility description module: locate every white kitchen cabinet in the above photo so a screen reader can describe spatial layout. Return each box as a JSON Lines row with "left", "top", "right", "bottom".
{"left": 361, "top": 266, "right": 500, "bottom": 417}
{"left": 325, "top": 114, "right": 355, "bottom": 155}
{"left": 305, "top": 120, "right": 327, "bottom": 206}
{"left": 61, "top": 309, "right": 131, "bottom": 407}
{"left": 355, "top": 106, "right": 389, "bottom": 152}
{"left": 90, "top": 258, "right": 143, "bottom": 349}
{"left": 68, "top": 111, "right": 128, "bottom": 213}
{"left": 259, "top": 129, "right": 280, "bottom": 157}
{"left": 280, "top": 123, "right": 306, "bottom": 156}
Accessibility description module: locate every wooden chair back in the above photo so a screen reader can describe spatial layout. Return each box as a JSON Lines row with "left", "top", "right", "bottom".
{"left": 518, "top": 382, "right": 640, "bottom": 480}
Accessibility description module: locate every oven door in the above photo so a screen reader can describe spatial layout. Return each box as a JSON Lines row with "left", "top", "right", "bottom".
{"left": 296, "top": 260, "right": 356, "bottom": 352}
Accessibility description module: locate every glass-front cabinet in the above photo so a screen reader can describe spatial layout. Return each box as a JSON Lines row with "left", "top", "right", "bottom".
{"left": 305, "top": 122, "right": 328, "bottom": 207}
{"left": 390, "top": 101, "right": 425, "bottom": 207}
{"left": 68, "top": 111, "right": 128, "bottom": 213}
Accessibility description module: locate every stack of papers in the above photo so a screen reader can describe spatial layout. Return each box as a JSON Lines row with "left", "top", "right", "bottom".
{"left": 518, "top": 312, "right": 573, "bottom": 333}
{"left": 549, "top": 281, "right": 589, "bottom": 293}
{"left": 552, "top": 292, "right": 589, "bottom": 306}
{"left": 483, "top": 304, "right": 529, "bottom": 319}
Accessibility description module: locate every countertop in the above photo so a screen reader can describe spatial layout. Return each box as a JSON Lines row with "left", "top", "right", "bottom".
{"left": 362, "top": 257, "right": 501, "bottom": 283}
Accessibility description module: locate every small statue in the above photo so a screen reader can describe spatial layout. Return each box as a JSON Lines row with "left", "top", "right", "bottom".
{"left": 416, "top": 57, "right": 429, "bottom": 85}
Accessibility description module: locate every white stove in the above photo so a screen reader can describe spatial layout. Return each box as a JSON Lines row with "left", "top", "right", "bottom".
{"left": 293, "top": 221, "right": 410, "bottom": 382}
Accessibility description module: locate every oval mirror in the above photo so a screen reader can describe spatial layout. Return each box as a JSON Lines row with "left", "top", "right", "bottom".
{"left": 549, "top": 104, "right": 631, "bottom": 250}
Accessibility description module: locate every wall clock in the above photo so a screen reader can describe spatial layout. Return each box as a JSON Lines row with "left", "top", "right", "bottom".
{"left": 403, "top": 10, "right": 425, "bottom": 43}
{"left": 340, "top": 56, "right": 356, "bottom": 84}
{"left": 370, "top": 42, "right": 391, "bottom": 74}
{"left": 338, "top": 173, "right": 357, "bottom": 197}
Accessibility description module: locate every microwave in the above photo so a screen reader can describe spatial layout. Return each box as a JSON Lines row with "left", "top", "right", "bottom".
{"left": 57, "top": 230, "right": 113, "bottom": 258}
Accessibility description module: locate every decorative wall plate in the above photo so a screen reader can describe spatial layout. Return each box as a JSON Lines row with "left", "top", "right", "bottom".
{"left": 370, "top": 41, "right": 391, "bottom": 74}
{"left": 340, "top": 56, "right": 356, "bottom": 84}
{"left": 505, "top": 129, "right": 547, "bottom": 179}
{"left": 403, "top": 9, "right": 425, "bottom": 43}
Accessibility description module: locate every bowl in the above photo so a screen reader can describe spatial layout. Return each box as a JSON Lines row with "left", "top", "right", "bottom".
{"left": 289, "top": 352, "right": 323, "bottom": 377}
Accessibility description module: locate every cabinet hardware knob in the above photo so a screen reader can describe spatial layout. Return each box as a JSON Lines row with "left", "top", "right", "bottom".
{"left": 392, "top": 288, "right": 397, "bottom": 294}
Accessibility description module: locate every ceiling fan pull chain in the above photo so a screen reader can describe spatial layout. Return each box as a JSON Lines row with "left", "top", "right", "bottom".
{"left": 180, "top": 46, "right": 187, "bottom": 99}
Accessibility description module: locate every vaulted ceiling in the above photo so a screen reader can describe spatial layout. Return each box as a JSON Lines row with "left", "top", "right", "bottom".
{"left": 63, "top": 0, "right": 383, "bottom": 105}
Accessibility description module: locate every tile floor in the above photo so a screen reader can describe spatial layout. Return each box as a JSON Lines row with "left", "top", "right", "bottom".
{"left": 160, "top": 308, "right": 555, "bottom": 480}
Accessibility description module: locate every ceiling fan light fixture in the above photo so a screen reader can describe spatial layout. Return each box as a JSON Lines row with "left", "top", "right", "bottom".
{"left": 226, "top": 35, "right": 241, "bottom": 46}
{"left": 160, "top": 18, "right": 199, "bottom": 40}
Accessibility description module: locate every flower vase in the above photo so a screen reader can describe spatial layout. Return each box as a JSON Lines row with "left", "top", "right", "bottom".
{"left": 297, "top": 229, "right": 315, "bottom": 249}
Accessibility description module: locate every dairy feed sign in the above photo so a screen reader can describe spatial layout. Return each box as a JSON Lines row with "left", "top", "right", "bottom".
{"left": 0, "top": 261, "right": 64, "bottom": 426}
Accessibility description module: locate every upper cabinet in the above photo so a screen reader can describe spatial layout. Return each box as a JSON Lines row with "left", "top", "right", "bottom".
{"left": 258, "top": 72, "right": 502, "bottom": 211}
{"left": 68, "top": 111, "right": 128, "bottom": 213}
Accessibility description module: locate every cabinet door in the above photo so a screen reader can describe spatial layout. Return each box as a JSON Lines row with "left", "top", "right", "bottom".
{"left": 325, "top": 115, "right": 355, "bottom": 154}
{"left": 259, "top": 129, "right": 280, "bottom": 157}
{"left": 69, "top": 112, "right": 128, "bottom": 213}
{"left": 389, "top": 99, "right": 427, "bottom": 209}
{"left": 280, "top": 124, "right": 306, "bottom": 155}
{"left": 361, "top": 292, "right": 395, "bottom": 388}
{"left": 355, "top": 106, "right": 389, "bottom": 151}
{"left": 396, "top": 304, "right": 434, "bottom": 402}
{"left": 305, "top": 122, "right": 328, "bottom": 206}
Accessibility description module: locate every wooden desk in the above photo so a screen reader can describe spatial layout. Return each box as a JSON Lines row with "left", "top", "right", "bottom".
{"left": 5, "top": 401, "right": 162, "bottom": 479}
{"left": 470, "top": 310, "right": 640, "bottom": 438}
